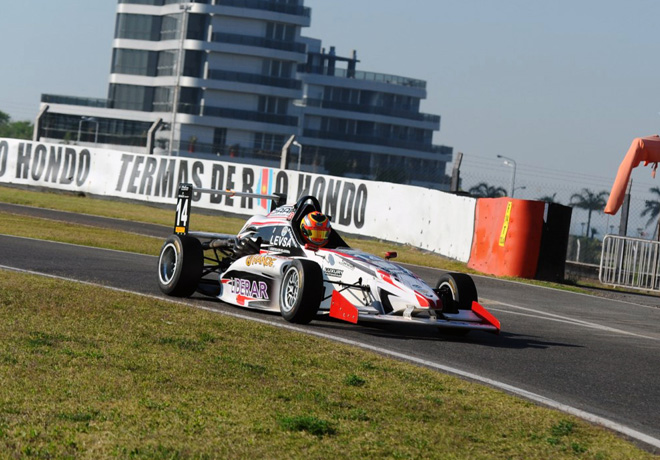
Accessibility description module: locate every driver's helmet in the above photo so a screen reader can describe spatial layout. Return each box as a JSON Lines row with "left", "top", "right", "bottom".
{"left": 300, "top": 211, "right": 331, "bottom": 247}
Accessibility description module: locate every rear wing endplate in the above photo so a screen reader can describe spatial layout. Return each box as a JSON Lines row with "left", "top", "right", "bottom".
{"left": 173, "top": 183, "right": 287, "bottom": 235}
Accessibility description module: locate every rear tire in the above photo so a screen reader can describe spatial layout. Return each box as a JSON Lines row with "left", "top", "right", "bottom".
{"left": 279, "top": 260, "right": 323, "bottom": 324}
{"left": 157, "top": 234, "right": 203, "bottom": 297}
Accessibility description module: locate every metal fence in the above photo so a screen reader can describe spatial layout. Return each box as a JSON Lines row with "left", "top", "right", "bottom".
{"left": 599, "top": 234, "right": 660, "bottom": 291}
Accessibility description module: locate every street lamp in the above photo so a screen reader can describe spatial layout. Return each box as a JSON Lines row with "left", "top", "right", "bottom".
{"left": 292, "top": 141, "right": 303, "bottom": 171}
{"left": 77, "top": 116, "right": 99, "bottom": 144}
{"left": 497, "top": 154, "right": 517, "bottom": 197}
{"left": 169, "top": 3, "right": 193, "bottom": 156}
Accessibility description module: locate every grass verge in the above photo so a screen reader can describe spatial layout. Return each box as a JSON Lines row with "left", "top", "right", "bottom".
{"left": 0, "top": 270, "right": 655, "bottom": 459}
{"left": 0, "top": 211, "right": 163, "bottom": 255}
{"left": 0, "top": 185, "right": 467, "bottom": 270}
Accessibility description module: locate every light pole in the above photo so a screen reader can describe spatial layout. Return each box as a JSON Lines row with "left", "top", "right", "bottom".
{"left": 169, "top": 3, "right": 193, "bottom": 156}
{"left": 77, "top": 116, "right": 99, "bottom": 144}
{"left": 497, "top": 154, "right": 517, "bottom": 197}
{"left": 292, "top": 141, "right": 303, "bottom": 171}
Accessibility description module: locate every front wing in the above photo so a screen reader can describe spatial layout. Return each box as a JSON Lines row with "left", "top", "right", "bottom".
{"left": 329, "top": 290, "right": 500, "bottom": 334}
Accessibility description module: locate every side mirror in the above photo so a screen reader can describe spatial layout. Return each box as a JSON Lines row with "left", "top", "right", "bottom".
{"left": 385, "top": 251, "right": 397, "bottom": 260}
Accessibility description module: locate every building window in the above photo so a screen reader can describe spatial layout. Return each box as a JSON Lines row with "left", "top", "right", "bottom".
{"left": 265, "top": 22, "right": 295, "bottom": 42}
{"left": 112, "top": 49, "right": 154, "bottom": 76}
{"left": 183, "top": 50, "right": 205, "bottom": 78}
{"left": 160, "top": 14, "right": 179, "bottom": 40}
{"left": 110, "top": 84, "right": 153, "bottom": 112}
{"left": 156, "top": 51, "right": 176, "bottom": 76}
{"left": 254, "top": 133, "right": 284, "bottom": 151}
{"left": 153, "top": 87, "right": 172, "bottom": 112}
{"left": 258, "top": 96, "right": 288, "bottom": 115}
{"left": 213, "top": 128, "right": 227, "bottom": 155}
{"left": 263, "top": 60, "right": 292, "bottom": 78}
{"left": 179, "top": 87, "right": 201, "bottom": 114}
{"left": 186, "top": 13, "right": 207, "bottom": 40}
{"left": 116, "top": 14, "right": 160, "bottom": 41}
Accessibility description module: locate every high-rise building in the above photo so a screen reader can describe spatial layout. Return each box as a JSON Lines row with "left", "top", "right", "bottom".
{"left": 36, "top": 0, "right": 452, "bottom": 189}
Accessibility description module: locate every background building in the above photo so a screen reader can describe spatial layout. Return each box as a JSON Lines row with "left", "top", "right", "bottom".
{"left": 36, "top": 0, "right": 452, "bottom": 189}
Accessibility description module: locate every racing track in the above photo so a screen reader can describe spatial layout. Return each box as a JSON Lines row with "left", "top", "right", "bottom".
{"left": 1, "top": 203, "right": 659, "bottom": 453}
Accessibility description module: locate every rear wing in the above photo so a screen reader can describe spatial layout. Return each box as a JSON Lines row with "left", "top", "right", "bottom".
{"left": 174, "top": 183, "right": 287, "bottom": 235}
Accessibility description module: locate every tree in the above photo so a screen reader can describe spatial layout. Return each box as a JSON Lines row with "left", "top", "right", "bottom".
{"left": 468, "top": 182, "right": 507, "bottom": 198}
{"left": 537, "top": 192, "right": 560, "bottom": 204}
{"left": 570, "top": 188, "right": 608, "bottom": 239}
{"left": 640, "top": 186, "right": 660, "bottom": 239}
{"left": 0, "top": 110, "right": 33, "bottom": 140}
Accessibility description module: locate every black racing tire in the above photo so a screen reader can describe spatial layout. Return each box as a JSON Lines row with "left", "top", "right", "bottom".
{"left": 279, "top": 259, "right": 323, "bottom": 324}
{"left": 157, "top": 234, "right": 203, "bottom": 297}
{"left": 435, "top": 272, "right": 478, "bottom": 311}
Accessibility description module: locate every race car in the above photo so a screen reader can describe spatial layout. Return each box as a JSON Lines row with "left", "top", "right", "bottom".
{"left": 157, "top": 184, "right": 500, "bottom": 335}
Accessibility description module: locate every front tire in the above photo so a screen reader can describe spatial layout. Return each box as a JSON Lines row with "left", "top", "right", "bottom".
{"left": 435, "top": 273, "right": 478, "bottom": 337}
{"left": 158, "top": 235, "right": 203, "bottom": 297}
{"left": 435, "top": 273, "right": 478, "bottom": 311}
{"left": 279, "top": 260, "right": 323, "bottom": 324}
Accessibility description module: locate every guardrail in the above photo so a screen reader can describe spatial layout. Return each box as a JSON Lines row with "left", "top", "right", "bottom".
{"left": 599, "top": 234, "right": 660, "bottom": 291}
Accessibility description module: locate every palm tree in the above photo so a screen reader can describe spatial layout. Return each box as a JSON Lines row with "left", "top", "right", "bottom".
{"left": 570, "top": 188, "right": 608, "bottom": 239}
{"left": 468, "top": 182, "right": 507, "bottom": 198}
{"left": 537, "top": 193, "right": 560, "bottom": 204}
{"left": 641, "top": 187, "right": 660, "bottom": 227}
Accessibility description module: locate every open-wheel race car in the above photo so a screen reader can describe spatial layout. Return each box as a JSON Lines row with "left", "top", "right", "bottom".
{"left": 157, "top": 184, "right": 500, "bottom": 335}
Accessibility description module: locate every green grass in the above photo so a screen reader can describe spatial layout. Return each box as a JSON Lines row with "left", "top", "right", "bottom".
{"left": 0, "top": 184, "right": 658, "bottom": 457}
{"left": 0, "top": 270, "right": 655, "bottom": 459}
{"left": 0, "top": 211, "right": 164, "bottom": 255}
{"left": 0, "top": 185, "right": 467, "bottom": 270}
{"left": 0, "top": 185, "right": 625, "bottom": 296}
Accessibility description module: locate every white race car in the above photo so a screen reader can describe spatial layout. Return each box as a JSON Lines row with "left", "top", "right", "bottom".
{"left": 157, "top": 184, "right": 500, "bottom": 335}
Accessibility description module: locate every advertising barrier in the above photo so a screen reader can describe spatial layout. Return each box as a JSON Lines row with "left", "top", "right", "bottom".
{"left": 0, "top": 139, "right": 477, "bottom": 262}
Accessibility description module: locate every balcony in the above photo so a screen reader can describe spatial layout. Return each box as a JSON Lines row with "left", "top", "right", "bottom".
{"left": 207, "top": 69, "right": 302, "bottom": 90}
{"left": 203, "top": 106, "right": 297, "bottom": 126}
{"left": 41, "top": 94, "right": 109, "bottom": 108}
{"left": 212, "top": 0, "right": 310, "bottom": 17}
{"left": 300, "top": 66, "right": 426, "bottom": 89}
{"left": 303, "top": 129, "right": 448, "bottom": 155}
{"left": 170, "top": 103, "right": 298, "bottom": 127}
{"left": 118, "top": 0, "right": 311, "bottom": 16}
{"left": 211, "top": 32, "right": 306, "bottom": 54}
{"left": 299, "top": 98, "right": 439, "bottom": 123}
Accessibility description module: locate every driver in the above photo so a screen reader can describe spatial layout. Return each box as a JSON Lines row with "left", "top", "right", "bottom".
{"left": 300, "top": 211, "right": 331, "bottom": 247}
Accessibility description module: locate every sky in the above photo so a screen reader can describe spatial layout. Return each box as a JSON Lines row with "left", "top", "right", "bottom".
{"left": 1, "top": 0, "right": 660, "bottom": 234}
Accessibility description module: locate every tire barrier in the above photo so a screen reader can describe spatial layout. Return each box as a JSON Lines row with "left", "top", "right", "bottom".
{"left": 468, "top": 198, "right": 572, "bottom": 280}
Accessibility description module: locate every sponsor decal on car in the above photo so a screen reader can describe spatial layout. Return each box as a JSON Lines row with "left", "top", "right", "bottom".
{"left": 324, "top": 268, "right": 344, "bottom": 278}
{"left": 268, "top": 205, "right": 295, "bottom": 218}
{"left": 229, "top": 278, "right": 269, "bottom": 300}
{"left": 270, "top": 226, "right": 295, "bottom": 248}
{"left": 338, "top": 259, "right": 356, "bottom": 270}
{"left": 245, "top": 254, "right": 276, "bottom": 268}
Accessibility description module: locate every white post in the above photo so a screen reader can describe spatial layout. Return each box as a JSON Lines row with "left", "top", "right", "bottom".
{"left": 293, "top": 141, "right": 303, "bottom": 171}
{"left": 169, "top": 3, "right": 193, "bottom": 156}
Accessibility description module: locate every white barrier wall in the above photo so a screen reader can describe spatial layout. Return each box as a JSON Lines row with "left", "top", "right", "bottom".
{"left": 0, "top": 139, "right": 476, "bottom": 262}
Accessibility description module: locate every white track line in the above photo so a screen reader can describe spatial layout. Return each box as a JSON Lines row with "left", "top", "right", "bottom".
{"left": 1, "top": 264, "right": 659, "bottom": 451}
{"left": 484, "top": 300, "right": 659, "bottom": 341}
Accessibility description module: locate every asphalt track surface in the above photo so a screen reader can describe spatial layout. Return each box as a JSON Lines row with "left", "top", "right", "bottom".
{"left": 1, "top": 202, "right": 660, "bottom": 453}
